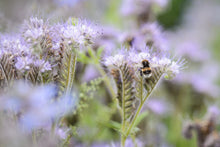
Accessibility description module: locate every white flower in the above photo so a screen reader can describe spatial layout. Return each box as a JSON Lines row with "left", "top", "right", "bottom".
{"left": 169, "top": 61, "right": 180, "bottom": 74}
{"left": 104, "top": 54, "right": 125, "bottom": 67}
{"left": 129, "top": 52, "right": 151, "bottom": 64}
{"left": 164, "top": 61, "right": 182, "bottom": 79}
{"left": 61, "top": 25, "right": 85, "bottom": 45}
{"left": 158, "top": 57, "right": 171, "bottom": 65}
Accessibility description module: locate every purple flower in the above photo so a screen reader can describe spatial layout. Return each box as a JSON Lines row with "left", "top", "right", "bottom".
{"left": 208, "top": 105, "right": 220, "bottom": 117}
{"left": 0, "top": 36, "right": 29, "bottom": 55}
{"left": 34, "top": 60, "right": 52, "bottom": 72}
{"left": 55, "top": 128, "right": 70, "bottom": 139}
{"left": 15, "top": 56, "right": 33, "bottom": 71}
{"left": 0, "top": 82, "right": 76, "bottom": 131}
{"left": 53, "top": 0, "right": 80, "bottom": 7}
{"left": 104, "top": 47, "right": 184, "bottom": 79}
{"left": 139, "top": 22, "right": 169, "bottom": 51}
{"left": 60, "top": 18, "right": 99, "bottom": 47}
{"left": 176, "top": 42, "right": 211, "bottom": 62}
{"left": 191, "top": 74, "right": 220, "bottom": 97}
{"left": 147, "top": 99, "right": 171, "bottom": 115}
{"left": 61, "top": 24, "right": 85, "bottom": 45}
{"left": 24, "top": 28, "right": 44, "bottom": 40}
{"left": 22, "top": 17, "right": 49, "bottom": 45}
{"left": 120, "top": 0, "right": 169, "bottom": 16}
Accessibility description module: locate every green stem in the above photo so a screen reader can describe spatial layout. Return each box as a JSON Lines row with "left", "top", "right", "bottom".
{"left": 121, "top": 134, "right": 126, "bottom": 147}
{"left": 124, "top": 102, "right": 143, "bottom": 138}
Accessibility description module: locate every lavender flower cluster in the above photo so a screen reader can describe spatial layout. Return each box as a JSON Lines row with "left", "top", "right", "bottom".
{"left": 0, "top": 17, "right": 98, "bottom": 86}
{"left": 104, "top": 47, "right": 184, "bottom": 79}
{"left": 0, "top": 82, "right": 76, "bottom": 131}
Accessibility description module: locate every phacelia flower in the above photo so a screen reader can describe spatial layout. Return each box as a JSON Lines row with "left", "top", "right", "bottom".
{"left": 22, "top": 17, "right": 49, "bottom": 45}
{"left": 0, "top": 82, "right": 76, "bottom": 131}
{"left": 146, "top": 99, "right": 171, "bottom": 115}
{"left": 34, "top": 60, "right": 52, "bottom": 72}
{"left": 60, "top": 18, "right": 98, "bottom": 47}
{"left": 15, "top": 56, "right": 33, "bottom": 71}
{"left": 0, "top": 36, "right": 29, "bottom": 55}
{"left": 104, "top": 47, "right": 185, "bottom": 79}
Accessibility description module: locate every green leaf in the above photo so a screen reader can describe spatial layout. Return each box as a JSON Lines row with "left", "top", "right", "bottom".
{"left": 106, "top": 120, "right": 121, "bottom": 132}
{"left": 120, "top": 64, "right": 136, "bottom": 123}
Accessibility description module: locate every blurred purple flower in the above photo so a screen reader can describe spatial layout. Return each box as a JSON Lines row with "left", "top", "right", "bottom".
{"left": 175, "top": 71, "right": 220, "bottom": 98}
{"left": 119, "top": 22, "right": 170, "bottom": 51}
{"left": 15, "top": 56, "right": 33, "bottom": 71}
{"left": 104, "top": 47, "right": 184, "bottom": 79}
{"left": 0, "top": 36, "right": 29, "bottom": 55}
{"left": 208, "top": 105, "right": 220, "bottom": 117}
{"left": 61, "top": 24, "right": 84, "bottom": 45}
{"left": 176, "top": 42, "right": 211, "bottom": 62}
{"left": 0, "top": 82, "right": 77, "bottom": 131}
{"left": 55, "top": 128, "right": 70, "bottom": 139}
{"left": 147, "top": 99, "right": 171, "bottom": 115}
{"left": 53, "top": 0, "right": 80, "bottom": 7}
{"left": 60, "top": 18, "right": 99, "bottom": 47}
{"left": 191, "top": 75, "right": 220, "bottom": 98}
{"left": 110, "top": 138, "right": 143, "bottom": 147}
{"left": 22, "top": 17, "right": 49, "bottom": 45}
{"left": 120, "top": 0, "right": 169, "bottom": 16}
{"left": 34, "top": 60, "right": 52, "bottom": 72}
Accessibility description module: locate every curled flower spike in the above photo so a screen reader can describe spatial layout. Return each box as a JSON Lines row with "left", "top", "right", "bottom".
{"left": 103, "top": 46, "right": 185, "bottom": 146}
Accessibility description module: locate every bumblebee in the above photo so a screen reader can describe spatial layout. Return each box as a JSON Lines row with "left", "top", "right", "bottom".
{"left": 139, "top": 59, "right": 152, "bottom": 78}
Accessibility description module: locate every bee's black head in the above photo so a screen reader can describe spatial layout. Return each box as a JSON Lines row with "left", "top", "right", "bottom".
{"left": 142, "top": 60, "right": 150, "bottom": 67}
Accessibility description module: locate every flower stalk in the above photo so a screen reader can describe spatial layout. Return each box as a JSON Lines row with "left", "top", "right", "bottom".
{"left": 104, "top": 47, "right": 184, "bottom": 146}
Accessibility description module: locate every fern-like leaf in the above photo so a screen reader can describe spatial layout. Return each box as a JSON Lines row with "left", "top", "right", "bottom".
{"left": 60, "top": 49, "right": 77, "bottom": 96}
{"left": 111, "top": 69, "right": 122, "bottom": 105}
{"left": 112, "top": 64, "right": 136, "bottom": 124}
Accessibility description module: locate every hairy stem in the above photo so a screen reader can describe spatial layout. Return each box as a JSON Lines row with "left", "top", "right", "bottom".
{"left": 65, "top": 52, "right": 77, "bottom": 95}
